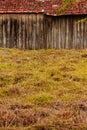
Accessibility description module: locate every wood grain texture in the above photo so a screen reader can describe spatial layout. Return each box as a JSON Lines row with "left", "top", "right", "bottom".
{"left": 0, "top": 14, "right": 87, "bottom": 49}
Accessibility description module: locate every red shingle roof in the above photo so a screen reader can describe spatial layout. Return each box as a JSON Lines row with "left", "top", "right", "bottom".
{"left": 0, "top": 0, "right": 87, "bottom": 15}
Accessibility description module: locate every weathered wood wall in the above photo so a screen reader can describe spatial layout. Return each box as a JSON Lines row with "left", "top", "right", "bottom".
{"left": 0, "top": 14, "right": 87, "bottom": 49}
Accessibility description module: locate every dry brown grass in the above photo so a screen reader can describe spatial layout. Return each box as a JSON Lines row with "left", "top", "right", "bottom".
{"left": 0, "top": 48, "right": 87, "bottom": 129}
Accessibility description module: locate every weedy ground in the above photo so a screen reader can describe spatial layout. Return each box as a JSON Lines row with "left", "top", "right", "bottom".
{"left": 0, "top": 48, "right": 87, "bottom": 130}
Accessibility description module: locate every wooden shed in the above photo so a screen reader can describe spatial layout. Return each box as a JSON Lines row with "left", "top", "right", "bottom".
{"left": 0, "top": 0, "right": 87, "bottom": 49}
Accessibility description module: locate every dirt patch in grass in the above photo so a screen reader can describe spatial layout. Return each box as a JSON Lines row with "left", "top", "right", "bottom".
{"left": 60, "top": 67, "right": 75, "bottom": 72}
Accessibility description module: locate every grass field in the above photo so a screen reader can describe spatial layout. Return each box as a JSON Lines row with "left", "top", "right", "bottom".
{"left": 0, "top": 48, "right": 87, "bottom": 130}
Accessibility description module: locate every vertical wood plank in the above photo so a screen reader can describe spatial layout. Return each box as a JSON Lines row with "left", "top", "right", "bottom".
{"left": 52, "top": 18, "right": 54, "bottom": 48}
{"left": 25, "top": 14, "right": 28, "bottom": 49}
{"left": 18, "top": 15, "right": 22, "bottom": 48}
{"left": 49, "top": 17, "right": 52, "bottom": 49}
{"left": 7, "top": 14, "right": 10, "bottom": 48}
{"left": 66, "top": 17, "right": 69, "bottom": 49}
{"left": 76, "top": 16, "right": 80, "bottom": 49}
{"left": 73, "top": 17, "right": 76, "bottom": 49}
{"left": 53, "top": 17, "right": 57, "bottom": 49}
{"left": 84, "top": 21, "right": 87, "bottom": 48}
{"left": 0, "top": 15, "right": 3, "bottom": 47}
{"left": 22, "top": 15, "right": 26, "bottom": 49}
{"left": 2, "top": 15, "right": 6, "bottom": 48}
{"left": 36, "top": 14, "right": 39, "bottom": 49}
{"left": 56, "top": 17, "right": 58, "bottom": 49}
{"left": 58, "top": 18, "right": 61, "bottom": 49}
{"left": 39, "top": 14, "right": 44, "bottom": 49}
{"left": 33, "top": 14, "right": 37, "bottom": 49}
{"left": 28, "top": 14, "right": 32, "bottom": 49}
{"left": 85, "top": 21, "right": 87, "bottom": 48}
{"left": 46, "top": 17, "right": 49, "bottom": 49}
{"left": 16, "top": 15, "right": 19, "bottom": 48}
{"left": 43, "top": 15, "right": 47, "bottom": 49}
